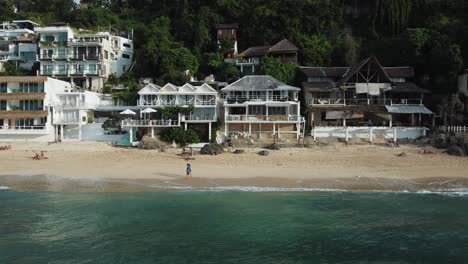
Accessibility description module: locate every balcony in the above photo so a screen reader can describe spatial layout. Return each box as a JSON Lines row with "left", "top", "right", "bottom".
{"left": 0, "top": 110, "right": 48, "bottom": 119}
{"left": 138, "top": 97, "right": 217, "bottom": 107}
{"left": 226, "top": 115, "right": 303, "bottom": 123}
{"left": 309, "top": 98, "right": 423, "bottom": 107}
{"left": 39, "top": 69, "right": 102, "bottom": 77}
{"left": 225, "top": 95, "right": 291, "bottom": 104}
{"left": 0, "top": 93, "right": 45, "bottom": 100}
{"left": 121, "top": 119, "right": 180, "bottom": 127}
{"left": 181, "top": 115, "right": 216, "bottom": 122}
{"left": 53, "top": 118, "right": 80, "bottom": 125}
{"left": 0, "top": 126, "right": 48, "bottom": 135}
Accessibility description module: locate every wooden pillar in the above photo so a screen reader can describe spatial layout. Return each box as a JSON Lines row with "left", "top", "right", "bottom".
{"left": 208, "top": 122, "right": 212, "bottom": 141}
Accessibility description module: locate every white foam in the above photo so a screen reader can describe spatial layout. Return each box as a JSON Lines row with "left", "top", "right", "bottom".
{"left": 0, "top": 186, "right": 11, "bottom": 190}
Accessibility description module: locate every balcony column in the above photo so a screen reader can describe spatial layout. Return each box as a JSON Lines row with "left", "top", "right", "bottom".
{"left": 185, "top": 122, "right": 187, "bottom": 131}
{"left": 129, "top": 128, "right": 133, "bottom": 144}
{"left": 60, "top": 125, "right": 64, "bottom": 141}
{"left": 389, "top": 114, "right": 393, "bottom": 127}
{"left": 411, "top": 114, "right": 415, "bottom": 126}
{"left": 259, "top": 123, "right": 262, "bottom": 139}
{"left": 151, "top": 127, "right": 155, "bottom": 139}
{"left": 208, "top": 122, "right": 212, "bottom": 141}
{"left": 418, "top": 113, "right": 422, "bottom": 126}
{"left": 277, "top": 124, "right": 280, "bottom": 139}
{"left": 249, "top": 122, "right": 251, "bottom": 136}
{"left": 369, "top": 127, "right": 373, "bottom": 144}
{"left": 296, "top": 122, "right": 300, "bottom": 140}
{"left": 78, "top": 123, "right": 82, "bottom": 141}
{"left": 273, "top": 123, "right": 276, "bottom": 136}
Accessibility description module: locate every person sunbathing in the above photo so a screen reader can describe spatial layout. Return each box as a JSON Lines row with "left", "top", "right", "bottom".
{"left": 0, "top": 145, "right": 11, "bottom": 150}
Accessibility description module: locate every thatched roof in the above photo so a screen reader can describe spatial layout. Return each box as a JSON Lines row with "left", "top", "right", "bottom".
{"left": 0, "top": 93, "right": 45, "bottom": 100}
{"left": 0, "top": 110, "right": 48, "bottom": 119}
{"left": 0, "top": 76, "right": 48, "bottom": 83}
{"left": 268, "top": 39, "right": 299, "bottom": 53}
{"left": 238, "top": 46, "right": 271, "bottom": 58}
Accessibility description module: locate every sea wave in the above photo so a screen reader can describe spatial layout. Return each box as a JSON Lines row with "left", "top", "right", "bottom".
{"left": 150, "top": 185, "right": 468, "bottom": 196}
{"left": 0, "top": 186, "right": 11, "bottom": 190}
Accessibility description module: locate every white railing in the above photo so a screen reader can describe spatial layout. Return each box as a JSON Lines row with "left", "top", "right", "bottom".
{"left": 225, "top": 95, "right": 291, "bottom": 103}
{"left": 195, "top": 98, "right": 216, "bottom": 105}
{"left": 309, "top": 98, "right": 423, "bottom": 106}
{"left": 138, "top": 98, "right": 217, "bottom": 107}
{"left": 226, "top": 115, "right": 303, "bottom": 122}
{"left": 121, "top": 119, "right": 180, "bottom": 127}
{"left": 0, "top": 126, "right": 48, "bottom": 134}
{"left": 182, "top": 115, "right": 216, "bottom": 121}
{"left": 39, "top": 69, "right": 101, "bottom": 76}
{"left": 53, "top": 118, "right": 80, "bottom": 124}
{"left": 311, "top": 126, "right": 428, "bottom": 141}
{"left": 438, "top": 126, "right": 468, "bottom": 133}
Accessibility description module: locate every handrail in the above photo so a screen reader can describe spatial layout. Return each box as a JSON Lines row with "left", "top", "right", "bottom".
{"left": 309, "top": 98, "right": 423, "bottom": 106}
{"left": 0, "top": 125, "right": 46, "bottom": 130}
{"left": 122, "top": 119, "right": 180, "bottom": 127}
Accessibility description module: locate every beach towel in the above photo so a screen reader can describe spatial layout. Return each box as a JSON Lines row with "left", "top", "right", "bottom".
{"left": 368, "top": 83, "right": 381, "bottom": 96}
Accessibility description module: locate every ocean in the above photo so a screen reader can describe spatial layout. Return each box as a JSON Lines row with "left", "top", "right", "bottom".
{"left": 1, "top": 188, "right": 468, "bottom": 263}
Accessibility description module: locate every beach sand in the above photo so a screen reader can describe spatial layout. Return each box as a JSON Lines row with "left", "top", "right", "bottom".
{"left": 1, "top": 141, "right": 467, "bottom": 192}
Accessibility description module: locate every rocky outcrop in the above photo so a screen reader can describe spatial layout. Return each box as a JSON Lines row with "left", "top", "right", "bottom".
{"left": 447, "top": 145, "right": 466, "bottom": 157}
{"left": 200, "top": 143, "right": 224, "bottom": 155}
{"left": 258, "top": 150, "right": 270, "bottom": 156}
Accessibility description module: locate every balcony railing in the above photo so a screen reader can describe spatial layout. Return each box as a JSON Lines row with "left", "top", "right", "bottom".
{"left": 309, "top": 98, "right": 423, "bottom": 106}
{"left": 0, "top": 126, "right": 48, "bottom": 134}
{"left": 39, "top": 54, "right": 102, "bottom": 61}
{"left": 138, "top": 98, "right": 216, "bottom": 107}
{"left": 226, "top": 115, "right": 303, "bottom": 122}
{"left": 225, "top": 95, "right": 291, "bottom": 104}
{"left": 53, "top": 118, "right": 80, "bottom": 124}
{"left": 121, "top": 119, "right": 180, "bottom": 127}
{"left": 181, "top": 115, "right": 216, "bottom": 122}
{"left": 39, "top": 69, "right": 102, "bottom": 76}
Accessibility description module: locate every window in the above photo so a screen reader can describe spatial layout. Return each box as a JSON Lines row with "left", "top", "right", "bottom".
{"left": 88, "top": 64, "right": 96, "bottom": 73}
{"left": 0, "top": 100, "right": 6, "bottom": 110}
{"left": 122, "top": 54, "right": 130, "bottom": 59}
{"left": 44, "top": 35, "right": 55, "bottom": 42}
{"left": 123, "top": 43, "right": 131, "bottom": 48}
{"left": 122, "top": 65, "right": 126, "bottom": 72}
{"left": 0, "top": 83, "right": 6, "bottom": 93}
{"left": 268, "top": 107, "right": 286, "bottom": 115}
{"left": 58, "top": 65, "right": 66, "bottom": 74}
{"left": 104, "top": 51, "right": 108, "bottom": 59}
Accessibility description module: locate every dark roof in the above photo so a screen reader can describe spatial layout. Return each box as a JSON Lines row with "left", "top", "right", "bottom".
{"left": 338, "top": 56, "right": 392, "bottom": 85}
{"left": 222, "top": 75, "right": 300, "bottom": 92}
{"left": 301, "top": 82, "right": 339, "bottom": 92}
{"left": 383, "top": 67, "right": 414, "bottom": 78}
{"left": 237, "top": 39, "right": 299, "bottom": 58}
{"left": 216, "top": 23, "right": 239, "bottom": 29}
{"left": 392, "top": 82, "right": 429, "bottom": 93}
{"left": 300, "top": 66, "right": 414, "bottom": 79}
{"left": 238, "top": 46, "right": 271, "bottom": 57}
{"left": 268, "top": 39, "right": 299, "bottom": 53}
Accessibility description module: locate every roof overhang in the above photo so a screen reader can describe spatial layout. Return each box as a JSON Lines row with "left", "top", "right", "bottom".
{"left": 385, "top": 105, "right": 433, "bottom": 114}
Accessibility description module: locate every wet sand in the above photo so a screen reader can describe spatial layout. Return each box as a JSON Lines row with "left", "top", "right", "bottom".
{"left": 1, "top": 141, "right": 467, "bottom": 192}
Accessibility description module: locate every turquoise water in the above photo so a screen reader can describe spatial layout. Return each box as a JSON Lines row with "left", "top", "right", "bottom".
{"left": 1, "top": 189, "right": 468, "bottom": 263}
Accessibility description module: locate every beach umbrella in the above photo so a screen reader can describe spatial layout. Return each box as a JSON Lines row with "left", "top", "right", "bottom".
{"left": 141, "top": 107, "right": 157, "bottom": 120}
{"left": 141, "top": 108, "right": 157, "bottom": 114}
{"left": 119, "top": 109, "right": 136, "bottom": 115}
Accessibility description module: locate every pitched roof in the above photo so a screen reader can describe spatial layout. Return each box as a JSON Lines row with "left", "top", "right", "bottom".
{"left": 159, "top": 83, "right": 178, "bottom": 92}
{"left": 216, "top": 23, "right": 239, "bottom": 29}
{"left": 238, "top": 46, "right": 271, "bottom": 58}
{"left": 221, "top": 75, "right": 300, "bottom": 91}
{"left": 300, "top": 66, "right": 415, "bottom": 79}
{"left": 337, "top": 56, "right": 392, "bottom": 85}
{"left": 178, "top": 83, "right": 196, "bottom": 93}
{"left": 195, "top": 83, "right": 217, "bottom": 93}
{"left": 138, "top": 83, "right": 161, "bottom": 95}
{"left": 268, "top": 39, "right": 299, "bottom": 53}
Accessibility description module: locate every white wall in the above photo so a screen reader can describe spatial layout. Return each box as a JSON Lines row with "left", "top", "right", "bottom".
{"left": 312, "top": 126, "right": 427, "bottom": 140}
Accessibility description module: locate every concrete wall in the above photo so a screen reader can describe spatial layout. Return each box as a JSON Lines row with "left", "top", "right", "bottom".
{"left": 311, "top": 126, "right": 427, "bottom": 140}
{"left": 80, "top": 123, "right": 124, "bottom": 142}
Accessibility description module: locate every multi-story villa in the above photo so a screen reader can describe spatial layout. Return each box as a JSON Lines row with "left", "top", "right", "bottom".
{"left": 221, "top": 75, "right": 304, "bottom": 140}
{"left": 122, "top": 82, "right": 218, "bottom": 143}
{"left": 300, "top": 56, "right": 433, "bottom": 141}
{"left": 35, "top": 23, "right": 133, "bottom": 92}
{"left": 0, "top": 76, "right": 71, "bottom": 141}
{"left": 0, "top": 20, "right": 38, "bottom": 71}
{"left": 236, "top": 39, "right": 299, "bottom": 75}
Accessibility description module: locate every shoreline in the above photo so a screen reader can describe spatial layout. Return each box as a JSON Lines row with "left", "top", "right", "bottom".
{"left": 1, "top": 141, "right": 468, "bottom": 192}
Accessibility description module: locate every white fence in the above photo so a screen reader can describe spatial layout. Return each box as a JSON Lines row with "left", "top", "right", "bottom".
{"left": 438, "top": 126, "right": 468, "bottom": 133}
{"left": 311, "top": 126, "right": 428, "bottom": 142}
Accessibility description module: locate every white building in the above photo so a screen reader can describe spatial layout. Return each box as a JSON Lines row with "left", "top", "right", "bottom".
{"left": 0, "top": 76, "right": 71, "bottom": 141}
{"left": 221, "top": 75, "right": 304, "bottom": 140}
{"left": 122, "top": 82, "right": 218, "bottom": 143}
{"left": 35, "top": 24, "right": 133, "bottom": 92}
{"left": 51, "top": 90, "right": 114, "bottom": 141}
{"left": 0, "top": 20, "right": 38, "bottom": 71}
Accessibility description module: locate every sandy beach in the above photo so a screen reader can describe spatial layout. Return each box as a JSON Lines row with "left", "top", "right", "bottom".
{"left": 1, "top": 141, "right": 467, "bottom": 192}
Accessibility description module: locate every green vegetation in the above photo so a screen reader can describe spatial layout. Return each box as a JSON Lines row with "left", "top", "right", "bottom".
{"left": 260, "top": 57, "right": 297, "bottom": 84}
{"left": 0, "top": 0, "right": 465, "bottom": 92}
{"left": 161, "top": 106, "right": 194, "bottom": 119}
{"left": 160, "top": 127, "right": 200, "bottom": 147}
{"left": 102, "top": 115, "right": 123, "bottom": 134}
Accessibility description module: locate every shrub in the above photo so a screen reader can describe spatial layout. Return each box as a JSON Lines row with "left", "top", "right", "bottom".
{"left": 160, "top": 127, "right": 200, "bottom": 147}
{"left": 102, "top": 116, "right": 123, "bottom": 134}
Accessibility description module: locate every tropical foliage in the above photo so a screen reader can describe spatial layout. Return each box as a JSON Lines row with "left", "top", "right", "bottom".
{"left": 160, "top": 127, "right": 200, "bottom": 146}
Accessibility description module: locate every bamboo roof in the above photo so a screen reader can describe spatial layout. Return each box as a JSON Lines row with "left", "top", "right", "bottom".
{"left": 0, "top": 110, "right": 48, "bottom": 119}
{"left": 0, "top": 76, "right": 48, "bottom": 83}
{"left": 0, "top": 93, "right": 45, "bottom": 100}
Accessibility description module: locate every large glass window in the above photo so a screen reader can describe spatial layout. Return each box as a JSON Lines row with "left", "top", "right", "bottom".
{"left": 0, "top": 100, "right": 6, "bottom": 110}
{"left": 0, "top": 83, "right": 6, "bottom": 93}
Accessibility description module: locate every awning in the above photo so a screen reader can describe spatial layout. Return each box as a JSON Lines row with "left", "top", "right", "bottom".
{"left": 385, "top": 105, "right": 433, "bottom": 114}
{"left": 325, "top": 111, "right": 364, "bottom": 120}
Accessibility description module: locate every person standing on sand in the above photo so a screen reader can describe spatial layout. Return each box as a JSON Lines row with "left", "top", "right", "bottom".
{"left": 186, "top": 163, "right": 192, "bottom": 178}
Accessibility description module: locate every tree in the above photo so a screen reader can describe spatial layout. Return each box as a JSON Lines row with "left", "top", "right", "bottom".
{"left": 295, "top": 34, "right": 334, "bottom": 66}
{"left": 260, "top": 57, "right": 297, "bottom": 84}
{"left": 160, "top": 127, "right": 200, "bottom": 146}
{"left": 215, "top": 63, "right": 240, "bottom": 83}
{"left": 0, "top": 62, "right": 26, "bottom": 76}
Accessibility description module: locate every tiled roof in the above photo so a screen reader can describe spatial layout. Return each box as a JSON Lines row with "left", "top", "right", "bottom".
{"left": 221, "top": 75, "right": 300, "bottom": 91}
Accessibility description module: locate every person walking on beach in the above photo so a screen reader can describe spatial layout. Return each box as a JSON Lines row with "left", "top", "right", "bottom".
{"left": 186, "top": 163, "right": 192, "bottom": 178}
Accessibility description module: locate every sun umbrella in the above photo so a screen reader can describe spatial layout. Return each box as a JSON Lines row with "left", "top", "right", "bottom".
{"left": 141, "top": 108, "right": 157, "bottom": 114}
{"left": 119, "top": 109, "right": 136, "bottom": 115}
